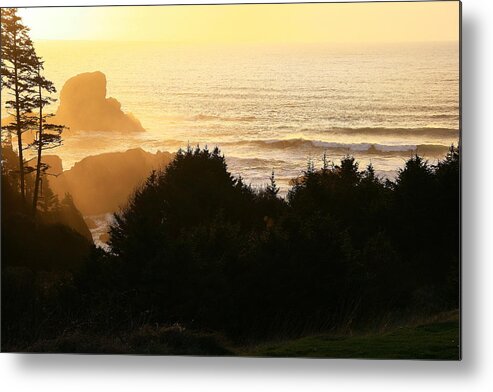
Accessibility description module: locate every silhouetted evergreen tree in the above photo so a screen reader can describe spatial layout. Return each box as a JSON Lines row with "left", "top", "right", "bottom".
{"left": 432, "top": 145, "right": 460, "bottom": 307}
{"left": 391, "top": 156, "right": 436, "bottom": 282}
{"left": 266, "top": 170, "right": 279, "bottom": 198}
{"left": 30, "top": 56, "right": 65, "bottom": 215}
{"left": 108, "top": 147, "right": 264, "bottom": 331}
{"left": 1, "top": 8, "right": 38, "bottom": 201}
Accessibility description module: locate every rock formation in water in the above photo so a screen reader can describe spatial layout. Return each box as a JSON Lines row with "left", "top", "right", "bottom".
{"left": 48, "top": 148, "right": 173, "bottom": 215}
{"left": 54, "top": 71, "right": 145, "bottom": 132}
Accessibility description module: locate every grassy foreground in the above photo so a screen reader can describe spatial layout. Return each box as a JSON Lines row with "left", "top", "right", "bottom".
{"left": 243, "top": 318, "right": 460, "bottom": 360}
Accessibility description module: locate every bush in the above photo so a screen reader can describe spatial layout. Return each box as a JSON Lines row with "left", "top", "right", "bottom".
{"left": 26, "top": 325, "right": 232, "bottom": 355}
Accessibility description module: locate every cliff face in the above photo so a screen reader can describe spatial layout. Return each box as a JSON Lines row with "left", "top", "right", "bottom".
{"left": 48, "top": 148, "right": 174, "bottom": 215}
{"left": 54, "top": 71, "right": 145, "bottom": 132}
{"left": 40, "top": 194, "right": 94, "bottom": 243}
{"left": 41, "top": 155, "right": 64, "bottom": 175}
{"left": 1, "top": 146, "right": 93, "bottom": 246}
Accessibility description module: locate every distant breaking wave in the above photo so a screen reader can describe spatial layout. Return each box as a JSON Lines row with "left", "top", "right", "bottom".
{"left": 227, "top": 139, "right": 452, "bottom": 156}
{"left": 162, "top": 113, "right": 257, "bottom": 122}
{"left": 190, "top": 114, "right": 257, "bottom": 122}
{"left": 323, "top": 127, "right": 459, "bottom": 138}
{"left": 165, "top": 116, "right": 458, "bottom": 138}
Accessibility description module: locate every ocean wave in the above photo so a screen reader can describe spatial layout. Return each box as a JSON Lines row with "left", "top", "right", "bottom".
{"left": 427, "top": 114, "right": 459, "bottom": 120}
{"left": 226, "top": 156, "right": 294, "bottom": 170}
{"left": 189, "top": 114, "right": 257, "bottom": 122}
{"left": 161, "top": 114, "right": 257, "bottom": 122}
{"left": 322, "top": 127, "right": 459, "bottom": 138}
{"left": 229, "top": 138, "right": 451, "bottom": 156}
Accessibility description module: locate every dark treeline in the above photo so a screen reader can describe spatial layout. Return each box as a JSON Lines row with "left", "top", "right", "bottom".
{"left": 106, "top": 146, "right": 459, "bottom": 340}
{"left": 1, "top": 143, "right": 459, "bottom": 352}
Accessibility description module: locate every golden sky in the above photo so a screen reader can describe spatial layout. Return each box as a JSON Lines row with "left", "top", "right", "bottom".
{"left": 19, "top": 2, "right": 459, "bottom": 44}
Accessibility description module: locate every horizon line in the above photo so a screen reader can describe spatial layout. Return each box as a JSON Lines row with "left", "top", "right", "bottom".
{"left": 33, "top": 38, "right": 459, "bottom": 44}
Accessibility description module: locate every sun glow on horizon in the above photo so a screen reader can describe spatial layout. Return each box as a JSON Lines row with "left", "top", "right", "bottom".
{"left": 18, "top": 2, "right": 459, "bottom": 45}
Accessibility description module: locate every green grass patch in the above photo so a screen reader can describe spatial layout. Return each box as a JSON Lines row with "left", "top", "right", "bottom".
{"left": 243, "top": 319, "right": 460, "bottom": 360}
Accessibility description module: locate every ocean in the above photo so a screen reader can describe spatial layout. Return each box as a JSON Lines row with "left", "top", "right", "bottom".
{"left": 26, "top": 40, "right": 459, "bottom": 194}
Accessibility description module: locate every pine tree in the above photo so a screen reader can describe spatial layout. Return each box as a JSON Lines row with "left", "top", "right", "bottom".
{"left": 339, "top": 155, "right": 360, "bottom": 186}
{"left": 30, "top": 57, "right": 65, "bottom": 215}
{"left": 1, "top": 8, "right": 38, "bottom": 201}
{"left": 266, "top": 170, "right": 279, "bottom": 198}
{"left": 321, "top": 151, "right": 327, "bottom": 171}
{"left": 363, "top": 162, "right": 376, "bottom": 182}
{"left": 306, "top": 158, "right": 315, "bottom": 175}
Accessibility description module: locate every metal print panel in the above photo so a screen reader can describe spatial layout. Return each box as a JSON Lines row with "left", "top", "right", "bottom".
{"left": 0, "top": 1, "right": 461, "bottom": 359}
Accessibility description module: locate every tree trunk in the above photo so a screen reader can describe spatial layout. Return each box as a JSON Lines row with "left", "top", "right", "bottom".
{"left": 32, "top": 65, "right": 43, "bottom": 215}
{"left": 13, "top": 28, "right": 25, "bottom": 201}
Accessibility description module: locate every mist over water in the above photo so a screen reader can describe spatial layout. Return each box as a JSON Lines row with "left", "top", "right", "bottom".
{"left": 25, "top": 40, "right": 459, "bottom": 193}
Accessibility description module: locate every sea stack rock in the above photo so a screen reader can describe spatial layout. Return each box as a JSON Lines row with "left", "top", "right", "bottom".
{"left": 54, "top": 71, "right": 145, "bottom": 132}
{"left": 48, "top": 148, "right": 174, "bottom": 215}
